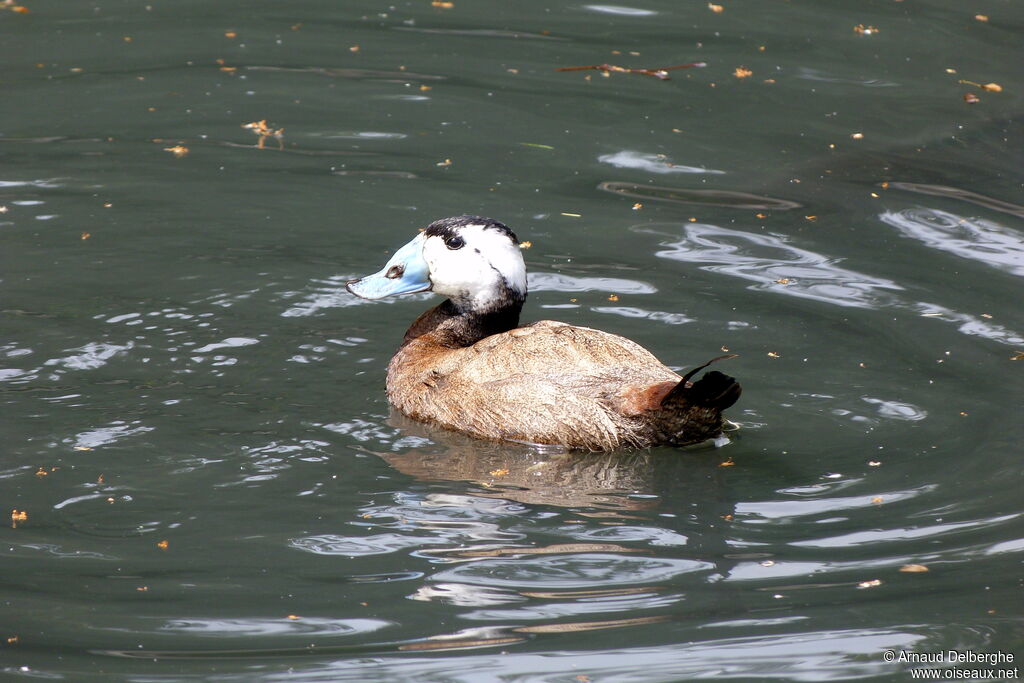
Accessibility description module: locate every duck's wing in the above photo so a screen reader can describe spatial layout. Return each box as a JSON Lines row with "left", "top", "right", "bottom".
{"left": 448, "top": 373, "right": 625, "bottom": 450}
{"left": 461, "top": 321, "right": 680, "bottom": 382}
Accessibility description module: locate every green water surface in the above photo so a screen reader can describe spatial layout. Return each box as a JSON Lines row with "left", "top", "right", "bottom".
{"left": 2, "top": 0, "right": 1022, "bottom": 680}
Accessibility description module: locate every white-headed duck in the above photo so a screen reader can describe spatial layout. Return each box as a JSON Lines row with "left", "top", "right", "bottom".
{"left": 347, "top": 215, "right": 740, "bottom": 451}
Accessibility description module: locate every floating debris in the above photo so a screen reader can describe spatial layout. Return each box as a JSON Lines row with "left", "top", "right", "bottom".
{"left": 0, "top": 0, "right": 30, "bottom": 13}
{"left": 163, "top": 144, "right": 189, "bottom": 158}
{"left": 959, "top": 79, "right": 1002, "bottom": 92}
{"left": 900, "top": 564, "right": 929, "bottom": 573}
{"left": 242, "top": 120, "right": 284, "bottom": 149}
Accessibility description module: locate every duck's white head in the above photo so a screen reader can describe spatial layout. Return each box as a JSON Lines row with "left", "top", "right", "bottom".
{"left": 347, "top": 216, "right": 527, "bottom": 312}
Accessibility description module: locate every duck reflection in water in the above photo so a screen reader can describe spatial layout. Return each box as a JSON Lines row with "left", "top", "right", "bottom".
{"left": 377, "top": 412, "right": 738, "bottom": 514}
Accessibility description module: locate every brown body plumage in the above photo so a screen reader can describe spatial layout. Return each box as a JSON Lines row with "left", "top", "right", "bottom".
{"left": 386, "top": 303, "right": 739, "bottom": 451}
{"left": 348, "top": 215, "right": 741, "bottom": 452}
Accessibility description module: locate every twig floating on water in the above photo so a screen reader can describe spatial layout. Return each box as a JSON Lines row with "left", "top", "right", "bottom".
{"left": 555, "top": 62, "right": 706, "bottom": 81}
{"left": 242, "top": 120, "right": 285, "bottom": 150}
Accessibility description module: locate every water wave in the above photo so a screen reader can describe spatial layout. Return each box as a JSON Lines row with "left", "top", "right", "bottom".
{"left": 643, "top": 221, "right": 1024, "bottom": 345}
{"left": 599, "top": 181, "right": 801, "bottom": 210}
{"left": 599, "top": 151, "right": 724, "bottom": 175}
{"left": 880, "top": 207, "right": 1024, "bottom": 277}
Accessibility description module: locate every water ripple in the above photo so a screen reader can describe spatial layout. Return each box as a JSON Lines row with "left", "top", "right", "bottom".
{"left": 601, "top": 182, "right": 801, "bottom": 210}
{"left": 790, "top": 512, "right": 1020, "bottom": 549}
{"left": 431, "top": 554, "right": 712, "bottom": 589}
{"left": 643, "top": 221, "right": 1024, "bottom": 345}
{"left": 583, "top": 4, "right": 658, "bottom": 16}
{"left": 191, "top": 337, "right": 260, "bottom": 354}
{"left": 200, "top": 628, "right": 916, "bottom": 680}
{"left": 393, "top": 26, "right": 564, "bottom": 40}
{"left": 460, "top": 588, "right": 683, "bottom": 621}
{"left": 736, "top": 486, "right": 936, "bottom": 522}
{"left": 0, "top": 178, "right": 64, "bottom": 189}
{"left": 2, "top": 543, "right": 117, "bottom": 560}
{"left": 880, "top": 208, "right": 1024, "bottom": 277}
{"left": 795, "top": 67, "right": 900, "bottom": 87}
{"left": 590, "top": 305, "right": 693, "bottom": 325}
{"left": 648, "top": 222, "right": 903, "bottom": 308}
{"left": 887, "top": 182, "right": 1024, "bottom": 218}
{"left": 574, "top": 525, "right": 689, "bottom": 547}
{"left": 409, "top": 582, "right": 526, "bottom": 607}
{"left": 528, "top": 272, "right": 656, "bottom": 294}
{"left": 65, "top": 420, "right": 154, "bottom": 449}
{"left": 160, "top": 617, "right": 392, "bottom": 638}
{"left": 43, "top": 341, "right": 135, "bottom": 372}
{"left": 599, "top": 151, "right": 725, "bottom": 175}
{"left": 860, "top": 397, "right": 927, "bottom": 422}
{"left": 289, "top": 533, "right": 452, "bottom": 557}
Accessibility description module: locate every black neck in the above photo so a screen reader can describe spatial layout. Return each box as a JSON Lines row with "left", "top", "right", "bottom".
{"left": 402, "top": 289, "right": 525, "bottom": 349}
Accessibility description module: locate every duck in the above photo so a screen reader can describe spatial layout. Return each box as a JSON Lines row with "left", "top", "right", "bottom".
{"left": 346, "top": 215, "right": 740, "bottom": 451}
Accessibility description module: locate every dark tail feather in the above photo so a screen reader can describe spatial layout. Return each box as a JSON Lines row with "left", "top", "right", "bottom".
{"left": 687, "top": 370, "right": 742, "bottom": 409}
{"left": 662, "top": 354, "right": 741, "bottom": 410}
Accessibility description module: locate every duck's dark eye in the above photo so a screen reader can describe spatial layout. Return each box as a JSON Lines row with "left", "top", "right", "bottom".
{"left": 444, "top": 235, "right": 465, "bottom": 250}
